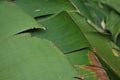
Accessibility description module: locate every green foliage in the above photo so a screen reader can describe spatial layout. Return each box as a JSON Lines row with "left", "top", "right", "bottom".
{"left": 0, "top": 0, "right": 120, "bottom": 80}
{"left": 14, "top": 0, "right": 76, "bottom": 17}
{"left": 0, "top": 33, "right": 78, "bottom": 80}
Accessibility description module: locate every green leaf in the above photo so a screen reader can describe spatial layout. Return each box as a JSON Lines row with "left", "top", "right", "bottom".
{"left": 0, "top": 33, "right": 78, "bottom": 80}
{"left": 66, "top": 50, "right": 90, "bottom": 65}
{"left": 106, "top": 12, "right": 120, "bottom": 29}
{"left": 32, "top": 12, "right": 90, "bottom": 53}
{"left": 96, "top": 50, "right": 120, "bottom": 80}
{"left": 14, "top": 0, "right": 76, "bottom": 17}
{"left": 73, "top": 65, "right": 100, "bottom": 80}
{"left": 66, "top": 50, "right": 95, "bottom": 80}
{"left": 70, "top": 0, "right": 92, "bottom": 20}
{"left": 102, "top": 0, "right": 120, "bottom": 13}
{"left": 32, "top": 11, "right": 109, "bottom": 80}
{"left": 111, "top": 22, "right": 120, "bottom": 40}
{"left": 66, "top": 50, "right": 107, "bottom": 80}
{"left": 106, "top": 12, "right": 120, "bottom": 40}
{"left": 71, "top": 0, "right": 105, "bottom": 28}
{"left": 69, "top": 12, "right": 120, "bottom": 79}
{"left": 86, "top": 33, "right": 120, "bottom": 78}
{"left": 0, "top": 1, "right": 44, "bottom": 40}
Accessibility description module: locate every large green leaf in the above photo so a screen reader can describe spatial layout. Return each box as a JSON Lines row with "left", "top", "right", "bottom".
{"left": 84, "top": 33, "right": 120, "bottom": 79}
{"left": 0, "top": 1, "right": 44, "bottom": 40}
{"left": 14, "top": 0, "right": 76, "bottom": 17}
{"left": 32, "top": 12, "right": 90, "bottom": 53}
{"left": 0, "top": 0, "right": 119, "bottom": 79}
{"left": 32, "top": 11, "right": 109, "bottom": 80}
{"left": 0, "top": 33, "right": 78, "bottom": 80}
{"left": 69, "top": 12, "right": 120, "bottom": 79}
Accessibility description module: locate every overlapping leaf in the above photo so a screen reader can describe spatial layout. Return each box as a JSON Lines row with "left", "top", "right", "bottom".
{"left": 32, "top": 12, "right": 90, "bottom": 53}
{"left": 71, "top": 0, "right": 105, "bottom": 28}
{"left": 0, "top": 1, "right": 44, "bottom": 40}
{"left": 14, "top": 0, "right": 76, "bottom": 17}
{"left": 32, "top": 11, "right": 109, "bottom": 80}
{"left": 67, "top": 51, "right": 100, "bottom": 80}
{"left": 69, "top": 12, "right": 120, "bottom": 79}
{"left": 0, "top": 33, "right": 78, "bottom": 80}
{"left": 0, "top": 0, "right": 120, "bottom": 80}
{"left": 106, "top": 12, "right": 120, "bottom": 40}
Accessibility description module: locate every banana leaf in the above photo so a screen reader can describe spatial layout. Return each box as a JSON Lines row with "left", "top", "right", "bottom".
{"left": 32, "top": 12, "right": 90, "bottom": 53}
{"left": 69, "top": 12, "right": 120, "bottom": 79}
{"left": 0, "top": 1, "right": 44, "bottom": 40}
{"left": 14, "top": 0, "right": 76, "bottom": 17}
{"left": 0, "top": 33, "right": 78, "bottom": 80}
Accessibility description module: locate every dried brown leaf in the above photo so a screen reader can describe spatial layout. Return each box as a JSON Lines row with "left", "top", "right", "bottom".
{"left": 82, "top": 51, "right": 109, "bottom": 80}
